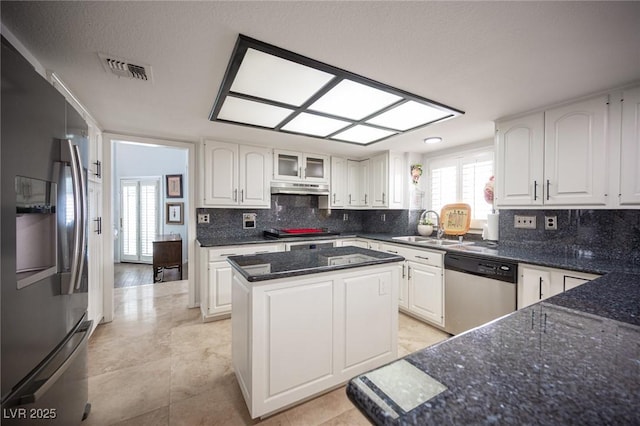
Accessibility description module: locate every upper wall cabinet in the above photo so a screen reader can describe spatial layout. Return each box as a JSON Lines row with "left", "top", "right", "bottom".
{"left": 273, "top": 150, "right": 329, "bottom": 183}
{"left": 371, "top": 152, "right": 406, "bottom": 209}
{"left": 329, "top": 156, "right": 347, "bottom": 208}
{"left": 347, "top": 159, "right": 369, "bottom": 207}
{"left": 619, "top": 86, "right": 640, "bottom": 205}
{"left": 496, "top": 95, "right": 609, "bottom": 207}
{"left": 202, "top": 140, "right": 272, "bottom": 208}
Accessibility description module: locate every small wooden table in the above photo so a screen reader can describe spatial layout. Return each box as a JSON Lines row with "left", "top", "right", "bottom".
{"left": 152, "top": 234, "right": 182, "bottom": 283}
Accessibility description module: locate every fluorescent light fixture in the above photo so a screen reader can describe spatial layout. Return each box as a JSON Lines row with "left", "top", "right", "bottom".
{"left": 218, "top": 96, "right": 294, "bottom": 128}
{"left": 281, "top": 113, "right": 351, "bottom": 137}
{"left": 332, "top": 125, "right": 397, "bottom": 144}
{"left": 424, "top": 137, "right": 443, "bottom": 144}
{"left": 210, "top": 35, "right": 464, "bottom": 146}
{"left": 367, "top": 101, "right": 452, "bottom": 131}
{"left": 231, "top": 48, "right": 334, "bottom": 106}
{"left": 309, "top": 79, "right": 402, "bottom": 120}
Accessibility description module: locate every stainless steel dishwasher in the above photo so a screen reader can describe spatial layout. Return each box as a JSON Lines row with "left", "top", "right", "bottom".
{"left": 444, "top": 253, "right": 518, "bottom": 335}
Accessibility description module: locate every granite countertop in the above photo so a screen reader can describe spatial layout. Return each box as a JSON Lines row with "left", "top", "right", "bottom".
{"left": 227, "top": 246, "right": 404, "bottom": 282}
{"left": 346, "top": 271, "right": 640, "bottom": 425}
{"left": 199, "top": 233, "right": 640, "bottom": 275}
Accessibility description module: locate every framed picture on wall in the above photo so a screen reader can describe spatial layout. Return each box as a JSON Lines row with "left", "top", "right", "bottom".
{"left": 166, "top": 174, "right": 183, "bottom": 198}
{"left": 166, "top": 202, "right": 184, "bottom": 225}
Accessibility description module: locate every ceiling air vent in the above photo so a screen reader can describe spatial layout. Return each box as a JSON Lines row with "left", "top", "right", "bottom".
{"left": 98, "top": 53, "right": 153, "bottom": 82}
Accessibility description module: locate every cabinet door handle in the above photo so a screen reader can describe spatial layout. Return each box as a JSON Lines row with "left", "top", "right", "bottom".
{"left": 240, "top": 189, "right": 244, "bottom": 203}
{"left": 402, "top": 264, "right": 406, "bottom": 278}
{"left": 415, "top": 255, "right": 430, "bottom": 261}
{"left": 333, "top": 193, "right": 336, "bottom": 204}
{"left": 408, "top": 266, "right": 412, "bottom": 280}
{"left": 382, "top": 192, "right": 385, "bottom": 204}
{"left": 364, "top": 194, "right": 368, "bottom": 204}
{"left": 234, "top": 189, "right": 238, "bottom": 201}
{"left": 539, "top": 277, "right": 543, "bottom": 299}
{"left": 387, "top": 250, "right": 398, "bottom": 254}
{"left": 299, "top": 167, "right": 302, "bottom": 178}
{"left": 349, "top": 194, "right": 352, "bottom": 204}
{"left": 533, "top": 180, "right": 538, "bottom": 200}
{"left": 546, "top": 180, "right": 550, "bottom": 201}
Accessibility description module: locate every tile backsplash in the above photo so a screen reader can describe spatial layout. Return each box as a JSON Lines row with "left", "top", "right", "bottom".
{"left": 197, "top": 195, "right": 640, "bottom": 261}
{"left": 499, "top": 209, "right": 640, "bottom": 261}
{"left": 196, "top": 194, "right": 422, "bottom": 240}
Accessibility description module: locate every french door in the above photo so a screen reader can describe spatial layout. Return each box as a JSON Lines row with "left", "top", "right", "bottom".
{"left": 120, "top": 178, "right": 160, "bottom": 263}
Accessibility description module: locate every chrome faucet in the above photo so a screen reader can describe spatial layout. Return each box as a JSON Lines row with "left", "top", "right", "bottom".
{"left": 420, "top": 210, "right": 444, "bottom": 239}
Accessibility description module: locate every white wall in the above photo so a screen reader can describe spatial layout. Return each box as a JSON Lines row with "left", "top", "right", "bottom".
{"left": 113, "top": 141, "right": 189, "bottom": 262}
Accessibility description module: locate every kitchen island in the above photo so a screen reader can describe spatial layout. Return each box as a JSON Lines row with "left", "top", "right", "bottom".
{"left": 346, "top": 271, "right": 640, "bottom": 425}
{"left": 228, "top": 246, "right": 404, "bottom": 419}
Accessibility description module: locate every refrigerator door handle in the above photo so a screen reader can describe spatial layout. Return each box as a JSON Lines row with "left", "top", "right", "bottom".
{"left": 15, "top": 320, "right": 92, "bottom": 406}
{"left": 67, "top": 141, "right": 87, "bottom": 293}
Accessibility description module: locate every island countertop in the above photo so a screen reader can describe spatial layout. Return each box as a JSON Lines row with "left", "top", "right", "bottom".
{"left": 346, "top": 271, "right": 640, "bottom": 425}
{"left": 227, "top": 246, "right": 404, "bottom": 282}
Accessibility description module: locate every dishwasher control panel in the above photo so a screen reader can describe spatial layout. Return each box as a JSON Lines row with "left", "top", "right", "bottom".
{"left": 445, "top": 253, "right": 518, "bottom": 283}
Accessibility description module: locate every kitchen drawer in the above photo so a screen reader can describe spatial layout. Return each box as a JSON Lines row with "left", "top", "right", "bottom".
{"left": 380, "top": 243, "right": 444, "bottom": 268}
{"left": 208, "top": 243, "right": 282, "bottom": 262}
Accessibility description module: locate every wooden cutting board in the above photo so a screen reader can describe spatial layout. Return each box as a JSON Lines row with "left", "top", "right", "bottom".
{"left": 440, "top": 203, "right": 471, "bottom": 235}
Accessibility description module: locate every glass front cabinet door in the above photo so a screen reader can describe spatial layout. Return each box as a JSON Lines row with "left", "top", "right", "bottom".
{"left": 274, "top": 150, "right": 328, "bottom": 183}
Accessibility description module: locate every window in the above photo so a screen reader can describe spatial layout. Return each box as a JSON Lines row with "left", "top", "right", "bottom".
{"left": 428, "top": 149, "right": 494, "bottom": 229}
{"left": 120, "top": 178, "right": 160, "bottom": 263}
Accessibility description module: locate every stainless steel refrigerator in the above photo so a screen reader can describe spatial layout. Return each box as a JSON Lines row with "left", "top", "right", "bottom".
{"left": 1, "top": 36, "right": 92, "bottom": 424}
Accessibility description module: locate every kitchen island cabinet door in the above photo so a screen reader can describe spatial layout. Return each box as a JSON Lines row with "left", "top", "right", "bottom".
{"left": 544, "top": 95, "right": 608, "bottom": 206}
{"left": 207, "top": 261, "right": 233, "bottom": 317}
{"left": 519, "top": 267, "right": 553, "bottom": 309}
{"left": 620, "top": 85, "right": 640, "bottom": 205}
{"left": 407, "top": 262, "right": 444, "bottom": 327}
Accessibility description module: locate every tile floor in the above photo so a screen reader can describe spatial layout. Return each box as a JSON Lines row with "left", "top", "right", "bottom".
{"left": 86, "top": 280, "right": 450, "bottom": 425}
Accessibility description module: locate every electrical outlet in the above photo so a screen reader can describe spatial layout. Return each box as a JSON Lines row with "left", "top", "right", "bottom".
{"left": 545, "top": 216, "right": 557, "bottom": 230}
{"left": 197, "top": 213, "right": 210, "bottom": 224}
{"left": 343, "top": 213, "right": 349, "bottom": 221}
{"left": 514, "top": 215, "right": 536, "bottom": 229}
{"left": 243, "top": 213, "right": 256, "bottom": 229}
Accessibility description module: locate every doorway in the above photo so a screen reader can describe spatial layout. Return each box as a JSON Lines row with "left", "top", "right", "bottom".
{"left": 102, "top": 135, "right": 196, "bottom": 320}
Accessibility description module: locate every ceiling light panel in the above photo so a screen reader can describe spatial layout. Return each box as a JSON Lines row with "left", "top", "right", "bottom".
{"left": 281, "top": 113, "right": 351, "bottom": 137}
{"left": 309, "top": 79, "right": 402, "bottom": 120}
{"left": 210, "top": 35, "right": 464, "bottom": 146}
{"left": 231, "top": 48, "right": 334, "bottom": 106}
{"left": 217, "top": 97, "right": 294, "bottom": 128}
{"left": 366, "top": 101, "right": 452, "bottom": 131}
{"left": 332, "top": 125, "right": 397, "bottom": 144}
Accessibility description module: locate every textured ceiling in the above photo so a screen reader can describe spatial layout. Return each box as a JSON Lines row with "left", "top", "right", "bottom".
{"left": 2, "top": 1, "right": 639, "bottom": 157}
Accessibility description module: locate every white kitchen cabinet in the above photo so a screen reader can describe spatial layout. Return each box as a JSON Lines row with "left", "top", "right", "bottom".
{"left": 495, "top": 113, "right": 545, "bottom": 206}
{"left": 202, "top": 140, "right": 271, "bottom": 208}
{"left": 87, "top": 180, "right": 104, "bottom": 335}
{"left": 199, "top": 243, "right": 282, "bottom": 321}
{"left": 518, "top": 264, "right": 600, "bottom": 309}
{"left": 329, "top": 156, "right": 347, "bottom": 207}
{"left": 380, "top": 243, "right": 444, "bottom": 327}
{"left": 407, "top": 261, "right": 444, "bottom": 326}
{"left": 496, "top": 95, "right": 609, "bottom": 207}
{"left": 87, "top": 122, "right": 103, "bottom": 183}
{"left": 273, "top": 150, "right": 329, "bottom": 183}
{"left": 347, "top": 159, "right": 369, "bottom": 207}
{"left": 370, "top": 152, "right": 406, "bottom": 209}
{"left": 544, "top": 96, "right": 608, "bottom": 205}
{"left": 619, "top": 85, "right": 640, "bottom": 205}
{"left": 232, "top": 263, "right": 398, "bottom": 418}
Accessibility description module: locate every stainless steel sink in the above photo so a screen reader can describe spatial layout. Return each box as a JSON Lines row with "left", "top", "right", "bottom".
{"left": 391, "top": 236, "right": 464, "bottom": 246}
{"left": 391, "top": 236, "right": 432, "bottom": 242}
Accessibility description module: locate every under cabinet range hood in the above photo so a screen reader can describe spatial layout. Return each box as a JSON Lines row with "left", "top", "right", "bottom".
{"left": 270, "top": 181, "right": 330, "bottom": 195}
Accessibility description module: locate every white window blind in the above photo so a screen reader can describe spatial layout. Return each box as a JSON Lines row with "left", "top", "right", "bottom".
{"left": 120, "top": 178, "right": 159, "bottom": 263}
{"left": 428, "top": 149, "right": 494, "bottom": 228}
